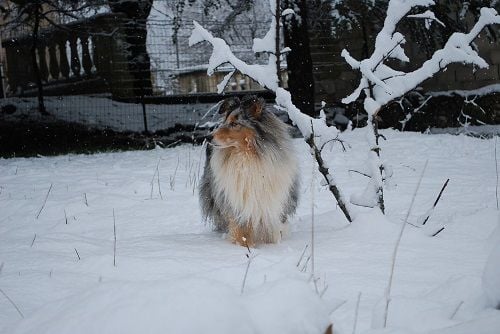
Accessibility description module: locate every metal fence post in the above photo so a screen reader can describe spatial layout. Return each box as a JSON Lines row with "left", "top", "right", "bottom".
{"left": 0, "top": 64, "right": 4, "bottom": 99}
{"left": 0, "top": 35, "right": 5, "bottom": 98}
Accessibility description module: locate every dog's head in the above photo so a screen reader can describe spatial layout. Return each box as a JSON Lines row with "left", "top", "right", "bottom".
{"left": 210, "top": 95, "right": 266, "bottom": 152}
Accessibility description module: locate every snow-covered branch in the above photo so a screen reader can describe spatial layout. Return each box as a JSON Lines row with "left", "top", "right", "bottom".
{"left": 342, "top": 2, "right": 500, "bottom": 115}
{"left": 189, "top": 20, "right": 337, "bottom": 142}
{"left": 407, "top": 10, "right": 445, "bottom": 29}
{"left": 189, "top": 21, "right": 278, "bottom": 91}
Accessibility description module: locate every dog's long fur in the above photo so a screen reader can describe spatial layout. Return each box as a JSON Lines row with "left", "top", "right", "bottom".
{"left": 199, "top": 95, "right": 299, "bottom": 246}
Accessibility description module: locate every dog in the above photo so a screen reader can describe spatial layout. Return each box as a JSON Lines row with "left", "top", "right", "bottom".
{"left": 199, "top": 95, "right": 299, "bottom": 247}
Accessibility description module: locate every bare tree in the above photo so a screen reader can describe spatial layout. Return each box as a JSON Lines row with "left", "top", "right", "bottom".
{"left": 341, "top": 0, "right": 500, "bottom": 213}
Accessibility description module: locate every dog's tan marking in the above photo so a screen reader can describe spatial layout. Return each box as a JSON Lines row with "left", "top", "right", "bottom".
{"left": 247, "top": 98, "right": 264, "bottom": 119}
{"left": 212, "top": 126, "right": 257, "bottom": 154}
{"left": 228, "top": 219, "right": 255, "bottom": 247}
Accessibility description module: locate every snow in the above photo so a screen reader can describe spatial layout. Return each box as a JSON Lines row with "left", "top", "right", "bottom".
{"left": 1, "top": 130, "right": 499, "bottom": 333}
{"left": 482, "top": 217, "right": 500, "bottom": 309}
{"left": 281, "top": 8, "right": 295, "bottom": 16}
{"left": 407, "top": 10, "right": 445, "bottom": 29}
{"left": 429, "top": 124, "right": 500, "bottom": 137}
{"left": 431, "top": 84, "right": 500, "bottom": 98}
{"left": 6, "top": 278, "right": 329, "bottom": 334}
{"left": 252, "top": 17, "right": 277, "bottom": 54}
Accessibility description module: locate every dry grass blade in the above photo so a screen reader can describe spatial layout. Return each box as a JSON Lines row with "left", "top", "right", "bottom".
{"left": 74, "top": 248, "right": 81, "bottom": 260}
{"left": 352, "top": 292, "right": 362, "bottom": 334}
{"left": 422, "top": 178, "right": 449, "bottom": 225}
{"left": 0, "top": 287, "right": 24, "bottom": 319}
{"left": 495, "top": 136, "right": 498, "bottom": 210}
{"left": 36, "top": 183, "right": 53, "bottom": 219}
{"left": 113, "top": 208, "right": 117, "bottom": 267}
{"left": 383, "top": 159, "right": 428, "bottom": 328}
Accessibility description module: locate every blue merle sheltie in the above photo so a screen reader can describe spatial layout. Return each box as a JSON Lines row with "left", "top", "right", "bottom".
{"left": 199, "top": 95, "right": 300, "bottom": 247}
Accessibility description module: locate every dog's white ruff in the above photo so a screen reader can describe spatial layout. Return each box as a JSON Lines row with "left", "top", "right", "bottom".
{"left": 210, "top": 148, "right": 297, "bottom": 243}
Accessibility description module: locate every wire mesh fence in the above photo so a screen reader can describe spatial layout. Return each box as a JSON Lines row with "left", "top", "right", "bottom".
{"left": 0, "top": 9, "right": 278, "bottom": 135}
{"left": 1, "top": 1, "right": 499, "bottom": 155}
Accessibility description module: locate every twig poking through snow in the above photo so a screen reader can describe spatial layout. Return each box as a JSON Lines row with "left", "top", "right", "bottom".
{"left": 432, "top": 227, "right": 445, "bottom": 237}
{"left": 320, "top": 280, "right": 329, "bottom": 298}
{"left": 113, "top": 209, "right": 117, "bottom": 267}
{"left": 297, "top": 244, "right": 309, "bottom": 267}
{"left": 83, "top": 193, "right": 88, "bottom": 207}
{"left": 352, "top": 292, "right": 362, "bottom": 334}
{"left": 30, "top": 234, "right": 36, "bottom": 247}
{"left": 330, "top": 300, "right": 348, "bottom": 315}
{"left": 156, "top": 159, "right": 163, "bottom": 200}
{"left": 495, "top": 136, "right": 499, "bottom": 210}
{"left": 36, "top": 183, "right": 52, "bottom": 219}
{"left": 383, "top": 160, "right": 429, "bottom": 328}
{"left": 311, "top": 152, "right": 316, "bottom": 276}
{"left": 450, "top": 300, "right": 464, "bottom": 319}
{"left": 349, "top": 169, "right": 372, "bottom": 179}
{"left": 169, "top": 156, "right": 180, "bottom": 191}
{"left": 64, "top": 209, "right": 68, "bottom": 224}
{"left": 301, "top": 255, "right": 311, "bottom": 272}
{"left": 241, "top": 256, "right": 253, "bottom": 294}
{"left": 0, "top": 287, "right": 24, "bottom": 319}
{"left": 422, "top": 179, "right": 450, "bottom": 225}
{"left": 74, "top": 248, "right": 81, "bottom": 261}
{"left": 166, "top": 139, "right": 182, "bottom": 148}
{"left": 240, "top": 238, "right": 255, "bottom": 295}
{"left": 150, "top": 162, "right": 158, "bottom": 199}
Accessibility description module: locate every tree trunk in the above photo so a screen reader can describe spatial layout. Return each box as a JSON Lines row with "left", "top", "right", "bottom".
{"left": 275, "top": 0, "right": 282, "bottom": 87}
{"left": 31, "top": 8, "right": 48, "bottom": 116}
{"left": 282, "top": 0, "right": 315, "bottom": 116}
{"left": 109, "top": 0, "right": 153, "bottom": 97}
{"left": 371, "top": 115, "right": 385, "bottom": 214}
{"left": 0, "top": 65, "right": 4, "bottom": 99}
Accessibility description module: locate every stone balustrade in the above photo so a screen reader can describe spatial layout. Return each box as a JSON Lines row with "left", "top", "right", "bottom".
{"left": 1, "top": 13, "right": 126, "bottom": 97}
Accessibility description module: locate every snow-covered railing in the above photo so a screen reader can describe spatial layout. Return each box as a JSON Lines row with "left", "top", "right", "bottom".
{"left": 1, "top": 13, "right": 121, "bottom": 97}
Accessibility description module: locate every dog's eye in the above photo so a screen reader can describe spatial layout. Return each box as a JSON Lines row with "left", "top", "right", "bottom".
{"left": 228, "top": 122, "right": 239, "bottom": 128}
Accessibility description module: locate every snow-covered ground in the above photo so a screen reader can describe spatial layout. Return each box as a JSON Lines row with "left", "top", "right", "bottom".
{"left": 0, "top": 129, "right": 499, "bottom": 333}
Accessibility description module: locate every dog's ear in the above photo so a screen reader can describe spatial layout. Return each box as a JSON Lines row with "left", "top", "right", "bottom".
{"left": 242, "top": 96, "right": 265, "bottom": 119}
{"left": 218, "top": 97, "right": 240, "bottom": 115}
